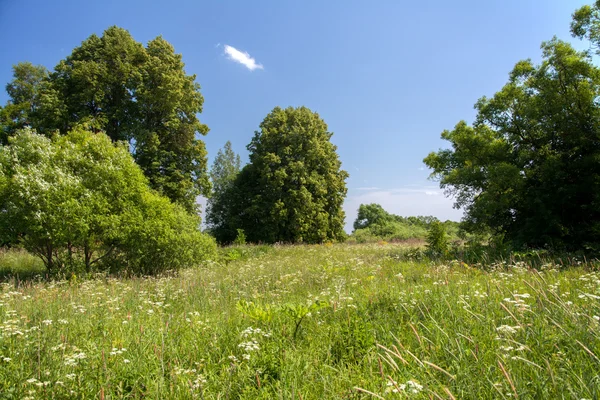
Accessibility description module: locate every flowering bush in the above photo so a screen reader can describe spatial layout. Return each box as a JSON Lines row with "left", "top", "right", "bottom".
{"left": 0, "top": 128, "right": 215, "bottom": 275}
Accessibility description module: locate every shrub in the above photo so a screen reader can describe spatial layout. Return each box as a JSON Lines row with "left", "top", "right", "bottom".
{"left": 352, "top": 228, "right": 378, "bottom": 244}
{"left": 233, "top": 229, "right": 246, "bottom": 246}
{"left": 426, "top": 221, "right": 448, "bottom": 256}
{"left": 0, "top": 128, "right": 215, "bottom": 275}
{"left": 115, "top": 192, "right": 216, "bottom": 274}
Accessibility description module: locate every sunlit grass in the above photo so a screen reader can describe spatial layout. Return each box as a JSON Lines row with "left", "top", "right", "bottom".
{"left": 0, "top": 249, "right": 45, "bottom": 282}
{"left": 0, "top": 243, "right": 598, "bottom": 399}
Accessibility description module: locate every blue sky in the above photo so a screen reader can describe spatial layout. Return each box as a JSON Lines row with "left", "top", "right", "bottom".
{"left": 0, "top": 0, "right": 590, "bottom": 231}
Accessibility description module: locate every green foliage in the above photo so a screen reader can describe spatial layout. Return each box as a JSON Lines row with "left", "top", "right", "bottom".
{"left": 426, "top": 221, "right": 448, "bottom": 256}
{"left": 1, "top": 27, "right": 210, "bottom": 213}
{"left": 330, "top": 309, "right": 375, "bottom": 365}
{"left": 424, "top": 37, "right": 600, "bottom": 250}
{"left": 0, "top": 248, "right": 45, "bottom": 280}
{"left": 350, "top": 203, "right": 459, "bottom": 243}
{"left": 236, "top": 300, "right": 274, "bottom": 323}
{"left": 353, "top": 203, "right": 392, "bottom": 230}
{"left": 236, "top": 298, "right": 329, "bottom": 340}
{"left": 571, "top": 1, "right": 600, "bottom": 51}
{"left": 224, "top": 106, "right": 348, "bottom": 244}
{"left": 282, "top": 300, "right": 329, "bottom": 340}
{"left": 206, "top": 141, "right": 242, "bottom": 243}
{"left": 0, "top": 62, "right": 49, "bottom": 144}
{"left": 351, "top": 228, "right": 379, "bottom": 244}
{"left": 114, "top": 192, "right": 217, "bottom": 275}
{"left": 0, "top": 128, "right": 215, "bottom": 275}
{"left": 233, "top": 229, "right": 246, "bottom": 246}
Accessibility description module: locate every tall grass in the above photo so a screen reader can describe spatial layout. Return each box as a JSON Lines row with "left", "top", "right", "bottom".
{"left": 0, "top": 248, "right": 45, "bottom": 282}
{"left": 0, "top": 243, "right": 598, "bottom": 398}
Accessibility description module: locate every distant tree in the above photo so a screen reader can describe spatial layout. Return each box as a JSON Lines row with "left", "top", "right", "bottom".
{"left": 230, "top": 106, "right": 348, "bottom": 243}
{"left": 205, "top": 141, "right": 242, "bottom": 243}
{"left": 424, "top": 38, "right": 600, "bottom": 250}
{"left": 0, "top": 128, "right": 215, "bottom": 274}
{"left": 353, "top": 203, "right": 392, "bottom": 230}
{"left": 0, "top": 63, "right": 49, "bottom": 144}
{"left": 0, "top": 27, "right": 210, "bottom": 213}
{"left": 350, "top": 203, "right": 456, "bottom": 243}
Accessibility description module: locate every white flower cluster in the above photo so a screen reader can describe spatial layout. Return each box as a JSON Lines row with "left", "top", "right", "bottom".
{"left": 504, "top": 293, "right": 531, "bottom": 312}
{"left": 238, "top": 340, "right": 260, "bottom": 352}
{"left": 385, "top": 379, "right": 424, "bottom": 394}
{"left": 496, "top": 325, "right": 521, "bottom": 335}
{"left": 241, "top": 326, "right": 271, "bottom": 338}
{"left": 109, "top": 347, "right": 127, "bottom": 356}
{"left": 64, "top": 352, "right": 86, "bottom": 367}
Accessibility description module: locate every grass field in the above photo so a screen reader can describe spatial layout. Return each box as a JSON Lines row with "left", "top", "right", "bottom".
{"left": 0, "top": 243, "right": 599, "bottom": 399}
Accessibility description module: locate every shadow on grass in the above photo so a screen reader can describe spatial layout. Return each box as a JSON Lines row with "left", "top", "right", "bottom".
{"left": 0, "top": 249, "right": 47, "bottom": 284}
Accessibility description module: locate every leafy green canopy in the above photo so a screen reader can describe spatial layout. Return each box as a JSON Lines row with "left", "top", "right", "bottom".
{"left": 571, "top": 0, "right": 600, "bottom": 52}
{"left": 216, "top": 107, "right": 349, "bottom": 244}
{"left": 0, "top": 27, "right": 209, "bottom": 213}
{"left": 353, "top": 203, "right": 392, "bottom": 231}
{"left": 424, "top": 37, "right": 600, "bottom": 250}
{"left": 0, "top": 128, "right": 215, "bottom": 274}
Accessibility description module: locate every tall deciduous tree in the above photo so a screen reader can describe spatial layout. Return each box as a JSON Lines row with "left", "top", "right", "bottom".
{"left": 0, "top": 26, "right": 210, "bottom": 213}
{"left": 424, "top": 38, "right": 600, "bottom": 250}
{"left": 205, "top": 141, "right": 242, "bottom": 243}
{"left": 134, "top": 36, "right": 210, "bottom": 212}
{"left": 229, "top": 106, "right": 348, "bottom": 244}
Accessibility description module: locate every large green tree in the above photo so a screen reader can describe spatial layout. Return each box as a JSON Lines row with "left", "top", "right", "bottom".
{"left": 424, "top": 37, "right": 600, "bottom": 250}
{"left": 228, "top": 106, "right": 348, "bottom": 244}
{"left": 205, "top": 141, "right": 242, "bottom": 243}
{"left": 1, "top": 26, "right": 210, "bottom": 213}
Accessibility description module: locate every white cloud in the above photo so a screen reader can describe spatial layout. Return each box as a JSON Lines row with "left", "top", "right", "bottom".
{"left": 223, "top": 45, "right": 263, "bottom": 71}
{"left": 343, "top": 187, "right": 463, "bottom": 233}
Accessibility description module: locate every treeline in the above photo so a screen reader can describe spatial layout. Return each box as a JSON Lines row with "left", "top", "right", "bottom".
{"left": 0, "top": 27, "right": 349, "bottom": 275}
{"left": 348, "top": 203, "right": 460, "bottom": 243}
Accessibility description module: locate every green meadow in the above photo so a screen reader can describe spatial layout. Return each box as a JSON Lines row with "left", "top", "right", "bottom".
{"left": 0, "top": 244, "right": 599, "bottom": 399}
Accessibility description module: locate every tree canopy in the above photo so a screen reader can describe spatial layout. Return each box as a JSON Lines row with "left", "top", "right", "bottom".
{"left": 1, "top": 27, "right": 210, "bottom": 213}
{"left": 354, "top": 203, "right": 393, "bottom": 231}
{"left": 424, "top": 36, "right": 600, "bottom": 250}
{"left": 216, "top": 106, "right": 348, "bottom": 244}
